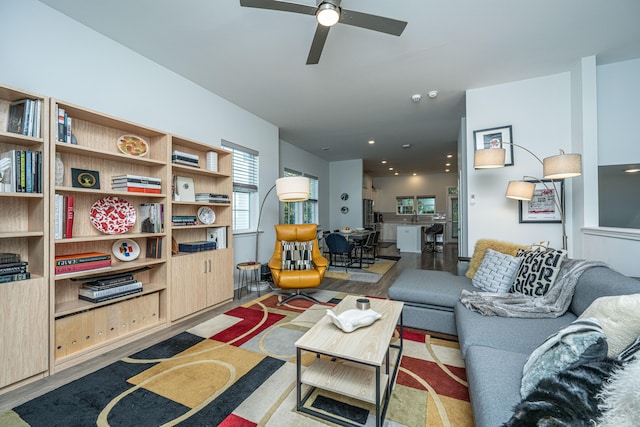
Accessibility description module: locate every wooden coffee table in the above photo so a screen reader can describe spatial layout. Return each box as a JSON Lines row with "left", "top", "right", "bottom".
{"left": 295, "top": 295, "right": 404, "bottom": 427}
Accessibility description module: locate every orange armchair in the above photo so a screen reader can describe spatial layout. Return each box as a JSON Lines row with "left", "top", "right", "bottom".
{"left": 268, "top": 224, "right": 329, "bottom": 305}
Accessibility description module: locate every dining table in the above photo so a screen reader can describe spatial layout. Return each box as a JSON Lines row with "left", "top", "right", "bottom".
{"left": 340, "top": 230, "right": 373, "bottom": 268}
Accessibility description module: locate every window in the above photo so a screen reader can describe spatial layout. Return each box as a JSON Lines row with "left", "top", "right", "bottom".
{"left": 417, "top": 196, "right": 436, "bottom": 215}
{"left": 283, "top": 168, "right": 318, "bottom": 224}
{"left": 222, "top": 141, "right": 258, "bottom": 231}
{"left": 396, "top": 196, "right": 414, "bottom": 215}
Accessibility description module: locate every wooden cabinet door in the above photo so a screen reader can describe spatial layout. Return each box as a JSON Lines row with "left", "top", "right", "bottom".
{"left": 170, "top": 253, "right": 208, "bottom": 321}
{"left": 206, "top": 250, "right": 233, "bottom": 307}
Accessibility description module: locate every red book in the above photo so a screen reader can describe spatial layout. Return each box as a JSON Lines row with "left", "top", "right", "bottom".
{"left": 55, "top": 259, "right": 111, "bottom": 275}
{"left": 65, "top": 195, "right": 74, "bottom": 238}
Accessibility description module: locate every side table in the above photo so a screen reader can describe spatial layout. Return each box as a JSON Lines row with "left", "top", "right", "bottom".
{"left": 236, "top": 262, "right": 262, "bottom": 300}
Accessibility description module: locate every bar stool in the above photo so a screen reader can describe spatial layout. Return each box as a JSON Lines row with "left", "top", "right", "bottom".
{"left": 236, "top": 262, "right": 262, "bottom": 299}
{"left": 424, "top": 224, "right": 444, "bottom": 253}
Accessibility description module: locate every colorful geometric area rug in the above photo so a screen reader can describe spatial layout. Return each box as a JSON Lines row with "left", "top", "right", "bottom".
{"left": 324, "top": 260, "right": 397, "bottom": 283}
{"left": 3, "top": 291, "right": 472, "bottom": 427}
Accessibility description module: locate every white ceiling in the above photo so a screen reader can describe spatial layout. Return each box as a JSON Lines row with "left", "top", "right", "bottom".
{"left": 37, "top": 0, "right": 640, "bottom": 177}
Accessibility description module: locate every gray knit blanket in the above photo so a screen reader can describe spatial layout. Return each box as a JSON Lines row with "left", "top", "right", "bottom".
{"left": 459, "top": 259, "right": 608, "bottom": 318}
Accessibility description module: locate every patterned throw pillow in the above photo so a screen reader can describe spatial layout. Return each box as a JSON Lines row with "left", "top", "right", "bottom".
{"left": 510, "top": 248, "right": 567, "bottom": 296}
{"left": 281, "top": 240, "right": 313, "bottom": 270}
{"left": 472, "top": 249, "right": 522, "bottom": 293}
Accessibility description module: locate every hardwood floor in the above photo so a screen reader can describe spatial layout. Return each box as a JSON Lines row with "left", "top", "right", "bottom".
{"left": 0, "top": 242, "right": 458, "bottom": 413}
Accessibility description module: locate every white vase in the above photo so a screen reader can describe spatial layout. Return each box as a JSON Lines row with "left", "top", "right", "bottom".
{"left": 55, "top": 153, "right": 64, "bottom": 186}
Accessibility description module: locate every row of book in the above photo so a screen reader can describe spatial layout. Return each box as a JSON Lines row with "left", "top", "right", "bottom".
{"left": 79, "top": 272, "right": 142, "bottom": 303}
{"left": 195, "top": 193, "right": 231, "bottom": 204}
{"left": 0, "top": 149, "right": 43, "bottom": 193}
{"left": 0, "top": 253, "right": 30, "bottom": 283}
{"left": 6, "top": 98, "right": 42, "bottom": 138}
{"left": 178, "top": 241, "right": 217, "bottom": 253}
{"left": 53, "top": 194, "right": 74, "bottom": 240}
{"left": 56, "top": 105, "right": 75, "bottom": 143}
{"left": 111, "top": 174, "right": 161, "bottom": 194}
{"left": 172, "top": 215, "right": 198, "bottom": 226}
{"left": 171, "top": 150, "right": 199, "bottom": 168}
{"left": 55, "top": 252, "right": 111, "bottom": 275}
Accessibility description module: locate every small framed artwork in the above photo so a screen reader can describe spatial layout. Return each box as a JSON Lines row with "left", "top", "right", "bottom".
{"left": 519, "top": 180, "right": 564, "bottom": 223}
{"left": 71, "top": 168, "right": 100, "bottom": 189}
{"left": 474, "top": 125, "right": 514, "bottom": 166}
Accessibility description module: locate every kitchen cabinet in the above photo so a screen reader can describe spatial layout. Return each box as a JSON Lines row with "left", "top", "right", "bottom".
{"left": 396, "top": 225, "right": 424, "bottom": 253}
{"left": 381, "top": 223, "right": 396, "bottom": 242}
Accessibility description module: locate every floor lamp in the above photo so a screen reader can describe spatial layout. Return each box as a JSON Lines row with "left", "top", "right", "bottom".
{"left": 254, "top": 176, "right": 310, "bottom": 264}
{"left": 474, "top": 144, "right": 582, "bottom": 250}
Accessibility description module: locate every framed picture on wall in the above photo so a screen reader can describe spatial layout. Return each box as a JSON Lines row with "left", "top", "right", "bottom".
{"left": 473, "top": 125, "right": 514, "bottom": 166}
{"left": 519, "top": 179, "right": 564, "bottom": 223}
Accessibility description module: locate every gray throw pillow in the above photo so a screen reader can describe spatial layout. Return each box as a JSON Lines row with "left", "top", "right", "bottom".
{"left": 510, "top": 248, "right": 567, "bottom": 296}
{"left": 471, "top": 249, "right": 521, "bottom": 293}
{"left": 520, "top": 317, "right": 607, "bottom": 398}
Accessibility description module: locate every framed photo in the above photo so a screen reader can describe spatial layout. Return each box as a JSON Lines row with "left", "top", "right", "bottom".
{"left": 519, "top": 180, "right": 564, "bottom": 223}
{"left": 71, "top": 168, "right": 100, "bottom": 189}
{"left": 474, "top": 125, "right": 514, "bottom": 166}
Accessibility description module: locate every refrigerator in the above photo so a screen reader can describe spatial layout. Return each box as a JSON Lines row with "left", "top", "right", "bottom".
{"left": 363, "top": 199, "right": 374, "bottom": 228}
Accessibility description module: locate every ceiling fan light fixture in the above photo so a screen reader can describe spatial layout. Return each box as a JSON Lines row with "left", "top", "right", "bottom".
{"left": 316, "top": 3, "right": 340, "bottom": 27}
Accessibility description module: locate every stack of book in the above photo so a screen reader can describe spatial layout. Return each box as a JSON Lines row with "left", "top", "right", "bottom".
{"left": 195, "top": 193, "right": 231, "bottom": 204}
{"left": 139, "top": 203, "right": 164, "bottom": 233}
{"left": 7, "top": 98, "right": 42, "bottom": 138}
{"left": 79, "top": 272, "right": 142, "bottom": 303}
{"left": 172, "top": 215, "right": 198, "bottom": 226}
{"left": 55, "top": 104, "right": 74, "bottom": 143}
{"left": 0, "top": 253, "right": 30, "bottom": 283}
{"left": 0, "top": 149, "right": 43, "bottom": 193}
{"left": 178, "top": 241, "right": 217, "bottom": 253}
{"left": 111, "top": 174, "right": 161, "bottom": 194}
{"left": 171, "top": 150, "right": 199, "bottom": 168}
{"left": 53, "top": 194, "right": 74, "bottom": 239}
{"left": 55, "top": 252, "right": 111, "bottom": 275}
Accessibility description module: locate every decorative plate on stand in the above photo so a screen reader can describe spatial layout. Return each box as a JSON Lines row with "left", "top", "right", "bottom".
{"left": 112, "top": 239, "right": 140, "bottom": 261}
{"left": 117, "top": 135, "right": 148, "bottom": 157}
{"left": 89, "top": 196, "right": 137, "bottom": 234}
{"left": 197, "top": 206, "right": 216, "bottom": 224}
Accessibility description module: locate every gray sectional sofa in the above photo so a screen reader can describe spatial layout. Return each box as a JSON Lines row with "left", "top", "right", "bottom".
{"left": 388, "top": 262, "right": 640, "bottom": 427}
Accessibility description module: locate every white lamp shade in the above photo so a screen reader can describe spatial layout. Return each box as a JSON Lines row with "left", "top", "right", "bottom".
{"left": 276, "top": 176, "right": 309, "bottom": 202}
{"left": 316, "top": 3, "right": 340, "bottom": 26}
{"left": 505, "top": 180, "right": 535, "bottom": 201}
{"left": 474, "top": 148, "right": 506, "bottom": 169}
{"left": 543, "top": 152, "right": 582, "bottom": 179}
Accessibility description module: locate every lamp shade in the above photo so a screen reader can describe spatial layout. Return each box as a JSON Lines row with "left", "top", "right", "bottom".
{"left": 316, "top": 3, "right": 340, "bottom": 26}
{"left": 276, "top": 176, "right": 309, "bottom": 202}
{"left": 474, "top": 148, "right": 506, "bottom": 169}
{"left": 543, "top": 151, "right": 582, "bottom": 179}
{"left": 505, "top": 180, "right": 535, "bottom": 201}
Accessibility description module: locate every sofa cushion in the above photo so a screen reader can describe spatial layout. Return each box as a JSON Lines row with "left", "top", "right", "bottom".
{"left": 465, "top": 239, "right": 528, "bottom": 279}
{"left": 388, "top": 269, "right": 475, "bottom": 307}
{"left": 454, "top": 301, "right": 576, "bottom": 357}
{"left": 281, "top": 240, "right": 313, "bottom": 270}
{"left": 472, "top": 249, "right": 521, "bottom": 293}
{"left": 520, "top": 317, "right": 607, "bottom": 397}
{"left": 570, "top": 266, "right": 640, "bottom": 316}
{"left": 579, "top": 293, "right": 640, "bottom": 357}
{"left": 510, "top": 248, "right": 567, "bottom": 296}
{"left": 464, "top": 345, "right": 528, "bottom": 427}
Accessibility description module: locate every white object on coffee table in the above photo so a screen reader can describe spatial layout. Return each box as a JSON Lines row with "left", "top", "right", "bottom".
{"left": 326, "top": 308, "right": 382, "bottom": 333}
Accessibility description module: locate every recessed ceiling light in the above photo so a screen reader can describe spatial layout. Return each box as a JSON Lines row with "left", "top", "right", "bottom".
{"left": 322, "top": 147, "right": 332, "bottom": 151}
{"left": 394, "top": 172, "right": 399, "bottom": 176}
{"left": 446, "top": 163, "right": 451, "bottom": 167}
{"left": 412, "top": 173, "right": 417, "bottom": 176}
{"left": 446, "top": 154, "right": 453, "bottom": 158}
{"left": 388, "top": 167, "right": 394, "bottom": 170}
{"left": 402, "top": 144, "right": 411, "bottom": 148}
{"left": 381, "top": 160, "right": 387, "bottom": 164}
{"left": 445, "top": 169, "right": 450, "bottom": 172}
{"left": 368, "top": 140, "right": 375, "bottom": 145}
{"left": 625, "top": 168, "right": 640, "bottom": 173}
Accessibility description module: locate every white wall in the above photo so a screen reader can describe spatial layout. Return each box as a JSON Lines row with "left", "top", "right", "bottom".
{"left": 465, "top": 73, "right": 573, "bottom": 253}
{"left": 329, "top": 159, "right": 363, "bottom": 230}
{"left": 0, "top": 0, "right": 280, "bottom": 280}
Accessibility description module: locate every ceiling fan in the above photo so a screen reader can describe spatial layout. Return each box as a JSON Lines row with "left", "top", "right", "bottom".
{"left": 239, "top": 0, "right": 408, "bottom": 64}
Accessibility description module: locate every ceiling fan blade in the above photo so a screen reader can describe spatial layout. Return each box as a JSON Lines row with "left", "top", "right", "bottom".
{"left": 340, "top": 9, "right": 407, "bottom": 36}
{"left": 239, "top": 0, "right": 316, "bottom": 16}
{"left": 306, "top": 24, "right": 330, "bottom": 65}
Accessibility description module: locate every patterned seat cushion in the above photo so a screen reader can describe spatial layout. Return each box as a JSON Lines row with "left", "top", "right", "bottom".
{"left": 281, "top": 240, "right": 313, "bottom": 270}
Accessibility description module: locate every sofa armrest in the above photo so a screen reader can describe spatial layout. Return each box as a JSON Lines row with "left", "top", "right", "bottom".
{"left": 457, "top": 257, "right": 470, "bottom": 276}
